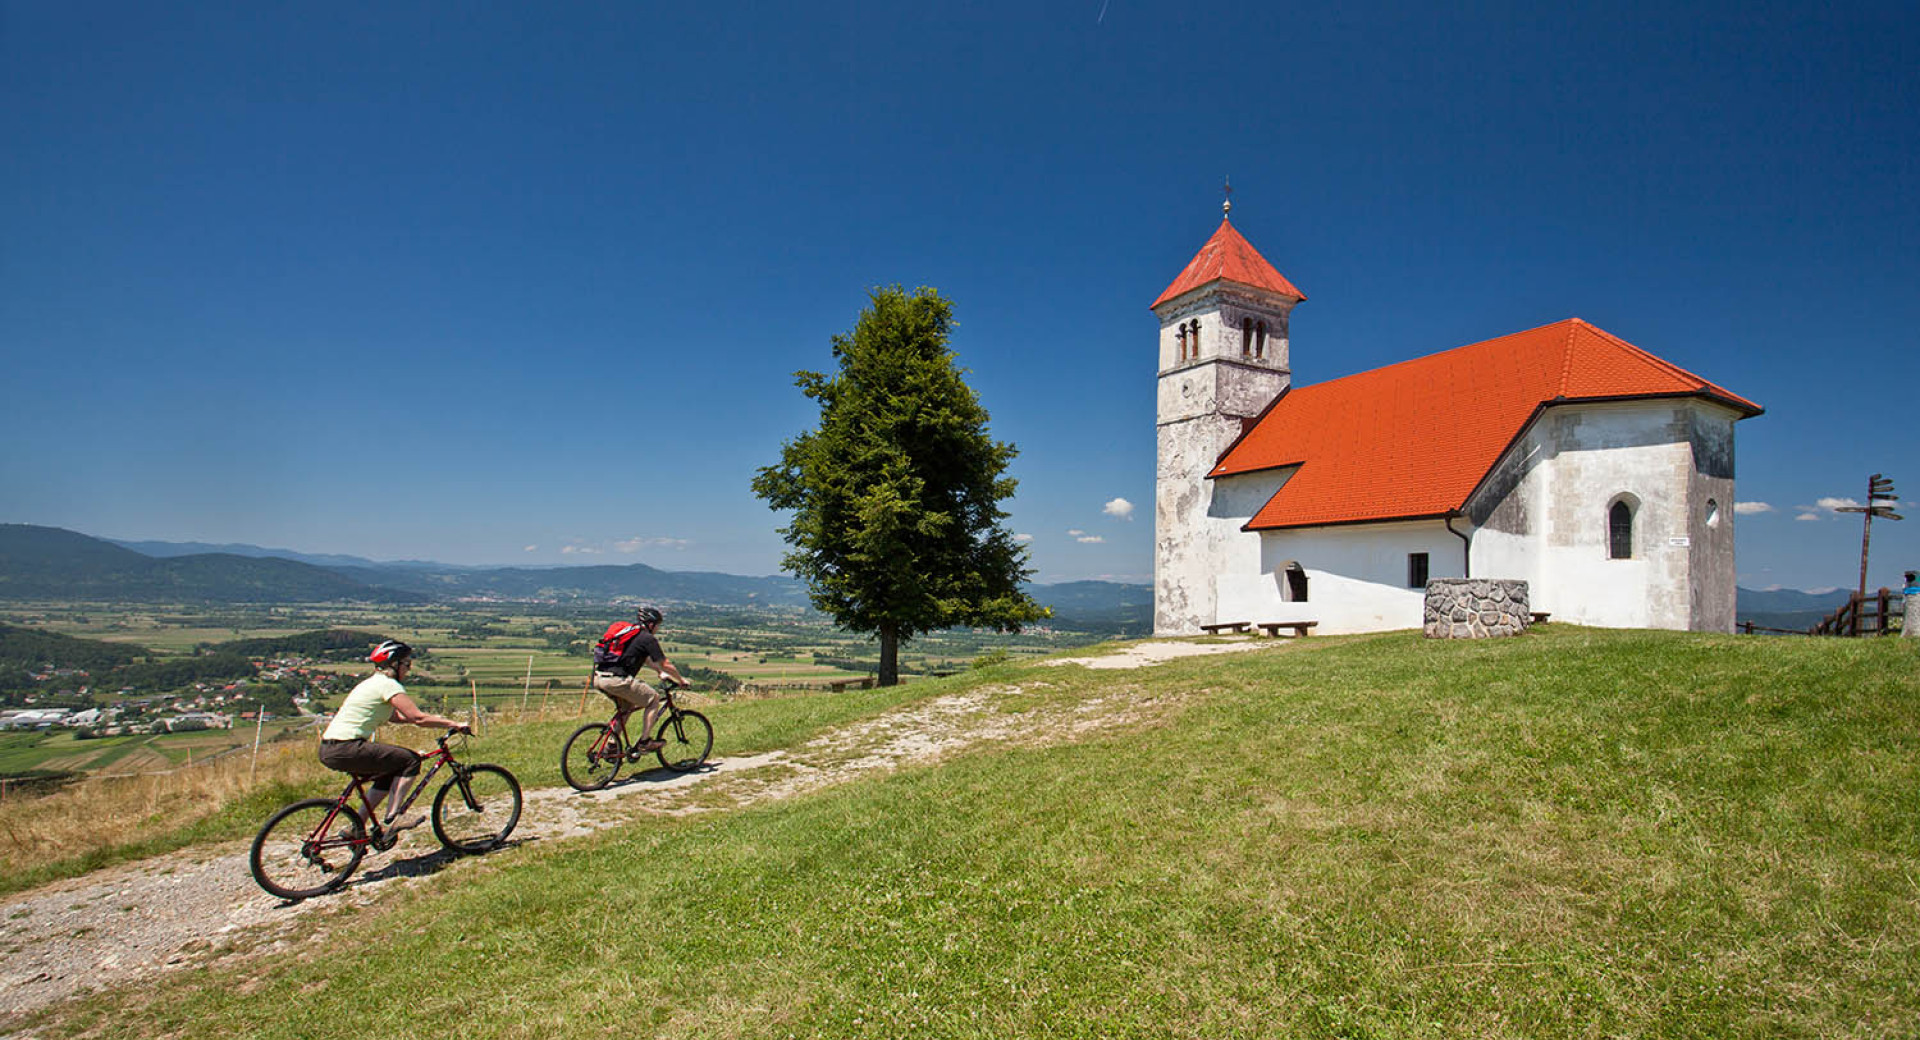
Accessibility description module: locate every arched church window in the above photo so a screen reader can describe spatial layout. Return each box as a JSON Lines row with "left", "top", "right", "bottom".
{"left": 1176, "top": 324, "right": 1187, "bottom": 362}
{"left": 1608, "top": 500, "right": 1634, "bottom": 559}
{"left": 1187, "top": 320, "right": 1201, "bottom": 358}
{"left": 1241, "top": 317, "right": 1253, "bottom": 357}
{"left": 1256, "top": 320, "right": 1268, "bottom": 359}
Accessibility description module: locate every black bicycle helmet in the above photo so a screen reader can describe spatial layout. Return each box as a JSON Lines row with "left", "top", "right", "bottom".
{"left": 369, "top": 639, "right": 413, "bottom": 665}
{"left": 635, "top": 606, "right": 664, "bottom": 626}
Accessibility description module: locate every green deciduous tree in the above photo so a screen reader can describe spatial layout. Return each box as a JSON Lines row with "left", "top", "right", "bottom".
{"left": 753, "top": 286, "right": 1047, "bottom": 686}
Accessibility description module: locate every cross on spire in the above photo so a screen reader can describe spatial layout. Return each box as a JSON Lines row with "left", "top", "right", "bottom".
{"left": 1223, "top": 177, "right": 1233, "bottom": 219}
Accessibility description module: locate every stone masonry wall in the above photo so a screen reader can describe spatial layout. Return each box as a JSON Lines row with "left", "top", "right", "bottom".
{"left": 1424, "top": 578, "right": 1530, "bottom": 638}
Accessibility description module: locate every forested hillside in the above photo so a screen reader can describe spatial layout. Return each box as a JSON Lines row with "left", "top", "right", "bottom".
{"left": 0, "top": 525, "right": 420, "bottom": 604}
{"left": 208, "top": 629, "right": 391, "bottom": 659}
{"left": 0, "top": 623, "right": 145, "bottom": 690}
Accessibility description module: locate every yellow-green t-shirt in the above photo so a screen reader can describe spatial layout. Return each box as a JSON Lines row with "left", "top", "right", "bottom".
{"left": 323, "top": 673, "right": 405, "bottom": 741}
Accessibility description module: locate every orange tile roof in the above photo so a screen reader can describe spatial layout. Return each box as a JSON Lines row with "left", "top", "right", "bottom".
{"left": 1151, "top": 219, "right": 1306, "bottom": 309}
{"left": 1210, "top": 318, "right": 1763, "bottom": 530}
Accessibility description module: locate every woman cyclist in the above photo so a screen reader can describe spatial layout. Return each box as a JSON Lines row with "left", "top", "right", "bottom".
{"left": 319, "top": 640, "right": 469, "bottom": 833}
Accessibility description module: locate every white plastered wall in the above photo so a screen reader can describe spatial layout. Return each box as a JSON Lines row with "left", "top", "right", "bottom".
{"left": 1230, "top": 518, "right": 1467, "bottom": 634}
{"left": 1465, "top": 399, "right": 1741, "bottom": 631}
{"left": 1185, "top": 463, "right": 1469, "bottom": 634}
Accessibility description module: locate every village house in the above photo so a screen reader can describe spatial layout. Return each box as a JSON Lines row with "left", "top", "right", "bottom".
{"left": 1153, "top": 209, "right": 1762, "bottom": 636}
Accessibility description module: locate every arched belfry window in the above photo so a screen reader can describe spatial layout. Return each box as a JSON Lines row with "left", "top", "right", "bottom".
{"left": 1608, "top": 500, "right": 1635, "bottom": 559}
{"left": 1241, "top": 317, "right": 1253, "bottom": 357}
{"left": 1176, "top": 324, "right": 1188, "bottom": 362}
{"left": 1256, "top": 320, "right": 1268, "bottom": 359}
{"left": 1187, "top": 320, "right": 1201, "bottom": 358}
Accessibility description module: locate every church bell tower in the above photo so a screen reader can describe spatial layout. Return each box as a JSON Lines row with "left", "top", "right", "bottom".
{"left": 1151, "top": 201, "right": 1305, "bottom": 633}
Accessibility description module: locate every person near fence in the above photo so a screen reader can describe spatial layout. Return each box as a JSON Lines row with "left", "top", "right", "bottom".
{"left": 318, "top": 640, "right": 469, "bottom": 832}
{"left": 592, "top": 606, "right": 690, "bottom": 751}
{"left": 1905, "top": 571, "right": 1919, "bottom": 638}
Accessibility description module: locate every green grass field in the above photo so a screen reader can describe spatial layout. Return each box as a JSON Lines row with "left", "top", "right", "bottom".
{"left": 14, "top": 626, "right": 1919, "bottom": 1038}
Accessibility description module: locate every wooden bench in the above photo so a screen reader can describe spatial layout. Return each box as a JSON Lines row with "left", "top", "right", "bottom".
{"left": 1529, "top": 612, "right": 1551, "bottom": 625}
{"left": 1199, "top": 621, "right": 1252, "bottom": 635}
{"left": 1257, "top": 621, "right": 1319, "bottom": 638}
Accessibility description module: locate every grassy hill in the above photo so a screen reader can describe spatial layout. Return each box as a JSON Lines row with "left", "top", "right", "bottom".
{"left": 17, "top": 627, "right": 1920, "bottom": 1038}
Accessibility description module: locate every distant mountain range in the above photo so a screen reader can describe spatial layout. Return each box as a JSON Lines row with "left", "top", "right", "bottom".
{"left": 3, "top": 524, "right": 1857, "bottom": 634}
{"left": 107, "top": 539, "right": 411, "bottom": 571}
{"left": 3, "top": 525, "right": 1153, "bottom": 632}
{"left": 0, "top": 525, "right": 426, "bottom": 604}
{"left": 1731, "top": 586, "right": 1856, "bottom": 632}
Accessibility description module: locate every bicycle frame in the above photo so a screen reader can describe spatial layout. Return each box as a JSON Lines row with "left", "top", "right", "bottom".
{"left": 604, "top": 682, "right": 688, "bottom": 740}
{"left": 309, "top": 735, "right": 462, "bottom": 854}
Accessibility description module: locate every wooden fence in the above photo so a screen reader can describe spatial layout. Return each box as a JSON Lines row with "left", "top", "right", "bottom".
{"left": 1805, "top": 588, "right": 1904, "bottom": 637}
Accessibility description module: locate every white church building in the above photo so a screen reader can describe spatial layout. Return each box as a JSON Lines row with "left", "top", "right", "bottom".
{"left": 1153, "top": 211, "right": 1763, "bottom": 636}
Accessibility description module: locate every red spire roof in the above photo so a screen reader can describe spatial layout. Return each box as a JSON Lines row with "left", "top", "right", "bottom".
{"left": 1152, "top": 219, "right": 1306, "bottom": 310}
{"left": 1210, "top": 318, "right": 1763, "bottom": 530}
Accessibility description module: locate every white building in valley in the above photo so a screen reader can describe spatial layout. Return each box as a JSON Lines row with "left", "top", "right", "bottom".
{"left": 1153, "top": 210, "right": 1763, "bottom": 636}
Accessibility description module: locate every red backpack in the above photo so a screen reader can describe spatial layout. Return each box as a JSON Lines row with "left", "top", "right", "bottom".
{"left": 592, "top": 622, "right": 643, "bottom": 669}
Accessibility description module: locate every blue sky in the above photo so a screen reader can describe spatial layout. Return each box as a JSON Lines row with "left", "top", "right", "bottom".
{"left": 3, "top": 1, "right": 1916, "bottom": 592}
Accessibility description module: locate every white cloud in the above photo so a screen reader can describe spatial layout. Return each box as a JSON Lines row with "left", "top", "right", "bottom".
{"left": 1103, "top": 497, "right": 1135, "bottom": 520}
{"left": 1795, "top": 513, "right": 1821, "bottom": 522}
{"left": 523, "top": 544, "right": 539, "bottom": 552}
{"left": 561, "top": 544, "right": 602, "bottom": 555}
{"left": 613, "top": 536, "right": 692, "bottom": 554}
{"left": 1076, "top": 534, "right": 1105, "bottom": 544}
{"left": 1014, "top": 533, "right": 1034, "bottom": 543}
{"left": 1067, "top": 529, "right": 1086, "bottom": 537}
{"left": 1817, "top": 497, "right": 1861, "bottom": 511}
{"left": 1732, "top": 502, "right": 1772, "bottom": 515}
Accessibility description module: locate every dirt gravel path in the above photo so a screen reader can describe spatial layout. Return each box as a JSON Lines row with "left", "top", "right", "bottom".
{"left": 0, "top": 639, "right": 1269, "bottom": 1033}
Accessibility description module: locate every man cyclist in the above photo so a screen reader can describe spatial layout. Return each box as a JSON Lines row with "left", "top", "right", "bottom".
{"left": 319, "top": 640, "right": 469, "bottom": 833}
{"left": 592, "top": 606, "right": 690, "bottom": 752}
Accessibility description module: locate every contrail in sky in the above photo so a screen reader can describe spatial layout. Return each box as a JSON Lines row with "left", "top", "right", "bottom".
{"left": 1097, "top": 1, "right": 1109, "bottom": 24}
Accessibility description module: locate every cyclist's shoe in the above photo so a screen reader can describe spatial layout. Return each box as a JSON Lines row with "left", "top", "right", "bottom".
{"left": 634, "top": 738, "right": 666, "bottom": 753}
{"left": 386, "top": 813, "right": 427, "bottom": 835}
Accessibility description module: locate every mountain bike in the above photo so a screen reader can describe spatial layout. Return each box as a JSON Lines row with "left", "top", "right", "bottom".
{"left": 561, "top": 677, "right": 713, "bottom": 791}
{"left": 249, "top": 731, "right": 522, "bottom": 901}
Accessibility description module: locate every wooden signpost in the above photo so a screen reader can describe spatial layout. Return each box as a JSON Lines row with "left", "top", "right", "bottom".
{"left": 1834, "top": 473, "right": 1902, "bottom": 600}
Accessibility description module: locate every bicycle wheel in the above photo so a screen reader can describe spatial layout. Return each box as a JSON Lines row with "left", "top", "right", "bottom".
{"left": 432, "top": 764, "right": 523, "bottom": 853}
{"left": 562, "top": 722, "right": 625, "bottom": 791}
{"left": 250, "top": 798, "right": 366, "bottom": 900}
{"left": 654, "top": 710, "right": 713, "bottom": 772}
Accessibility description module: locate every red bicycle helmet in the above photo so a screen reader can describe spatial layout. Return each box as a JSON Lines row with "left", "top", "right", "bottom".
{"left": 369, "top": 639, "right": 413, "bottom": 665}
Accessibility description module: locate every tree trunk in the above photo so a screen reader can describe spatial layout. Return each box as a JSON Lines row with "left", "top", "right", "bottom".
{"left": 877, "top": 625, "right": 900, "bottom": 687}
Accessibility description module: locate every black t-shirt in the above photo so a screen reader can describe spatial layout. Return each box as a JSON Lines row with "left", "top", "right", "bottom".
{"left": 609, "top": 628, "right": 665, "bottom": 677}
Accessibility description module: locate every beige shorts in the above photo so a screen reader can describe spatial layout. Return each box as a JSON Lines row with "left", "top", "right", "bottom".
{"left": 592, "top": 672, "right": 661, "bottom": 712}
